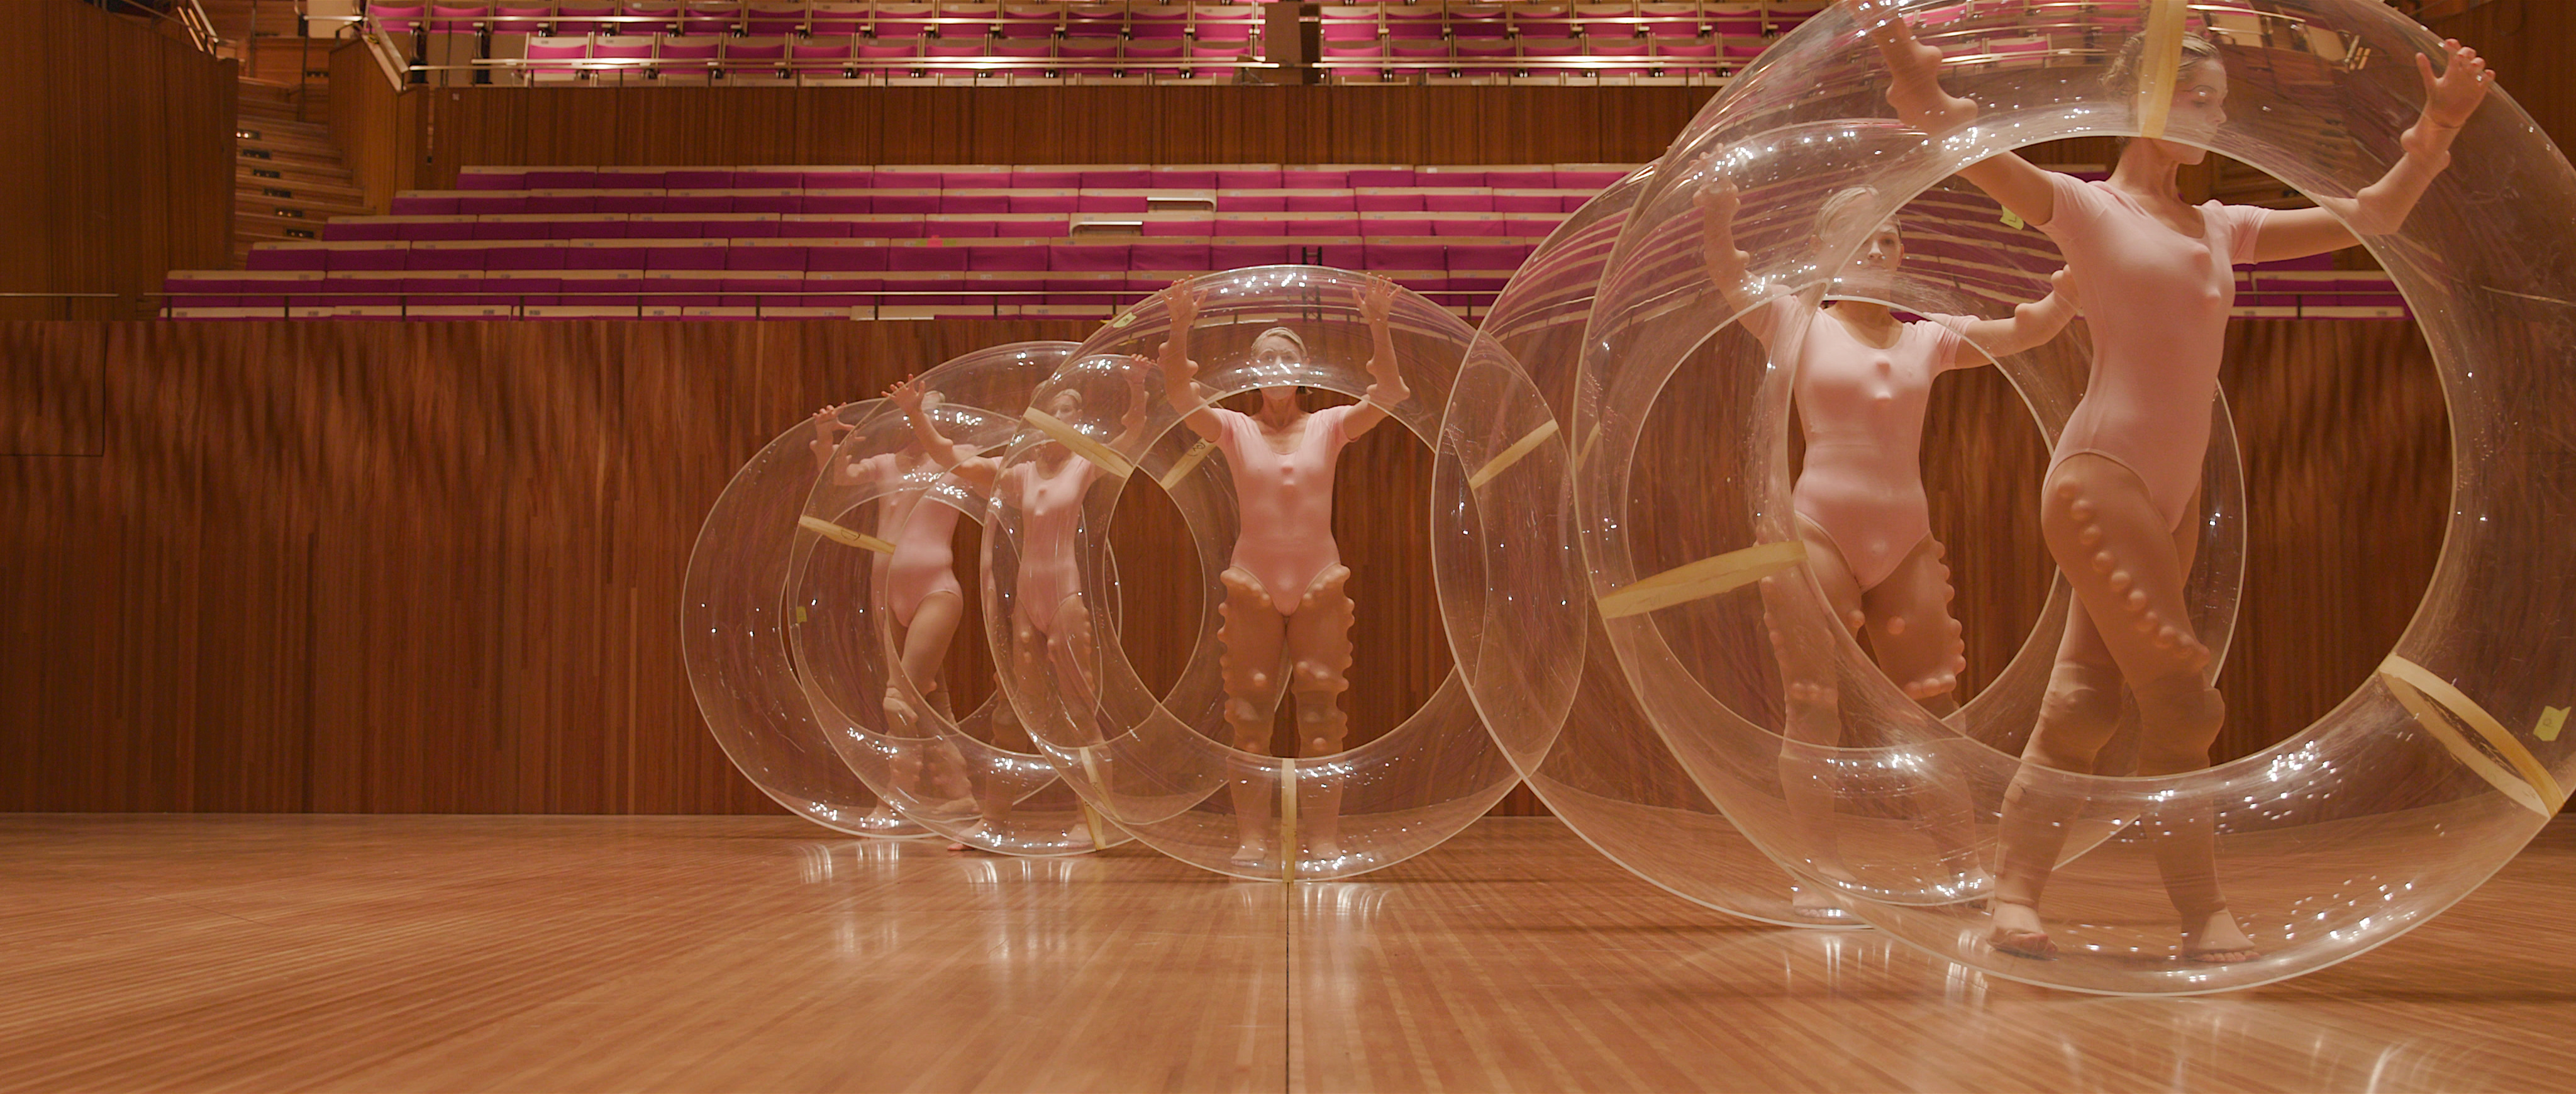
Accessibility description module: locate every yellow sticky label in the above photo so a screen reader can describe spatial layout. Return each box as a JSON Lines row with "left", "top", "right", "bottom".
{"left": 2135, "top": 0, "right": 2189, "bottom": 140}
{"left": 1468, "top": 419, "right": 1561, "bottom": 490}
{"left": 1022, "top": 407, "right": 1137, "bottom": 479}
{"left": 1597, "top": 540, "right": 1809, "bottom": 620}
{"left": 1157, "top": 438, "right": 1217, "bottom": 491}
{"left": 1279, "top": 756, "right": 1299, "bottom": 885}
{"left": 797, "top": 515, "right": 896, "bottom": 554}
{"left": 2537, "top": 706, "right": 2569, "bottom": 743}
{"left": 2001, "top": 209, "right": 2026, "bottom": 230}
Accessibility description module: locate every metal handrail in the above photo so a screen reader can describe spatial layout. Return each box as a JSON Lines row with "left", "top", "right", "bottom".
{"left": 94, "top": 0, "right": 226, "bottom": 53}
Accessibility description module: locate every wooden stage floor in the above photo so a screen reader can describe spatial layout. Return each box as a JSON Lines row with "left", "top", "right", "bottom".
{"left": 4, "top": 814, "right": 2572, "bottom": 1093}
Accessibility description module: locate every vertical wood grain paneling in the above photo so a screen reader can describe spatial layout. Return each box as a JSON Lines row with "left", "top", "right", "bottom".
{"left": 0, "top": 318, "right": 2449, "bottom": 814}
{"left": 0, "top": 0, "right": 232, "bottom": 320}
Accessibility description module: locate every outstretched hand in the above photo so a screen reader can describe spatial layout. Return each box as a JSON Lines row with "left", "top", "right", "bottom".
{"left": 2415, "top": 40, "right": 2493, "bottom": 133}
{"left": 1850, "top": 1, "right": 1979, "bottom": 133}
{"left": 1358, "top": 275, "right": 1397, "bottom": 328}
{"left": 809, "top": 403, "right": 850, "bottom": 469}
{"left": 1694, "top": 173, "right": 1741, "bottom": 225}
{"left": 1165, "top": 281, "right": 1202, "bottom": 335}
{"left": 882, "top": 376, "right": 926, "bottom": 415}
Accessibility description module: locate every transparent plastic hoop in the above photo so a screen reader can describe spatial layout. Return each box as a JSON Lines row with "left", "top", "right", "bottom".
{"left": 684, "top": 398, "right": 928, "bottom": 838}
{"left": 1438, "top": 160, "right": 2248, "bottom": 926}
{"left": 1564, "top": 0, "right": 2576, "bottom": 993}
{"left": 984, "top": 267, "right": 1523, "bottom": 881}
{"left": 786, "top": 342, "right": 1132, "bottom": 856}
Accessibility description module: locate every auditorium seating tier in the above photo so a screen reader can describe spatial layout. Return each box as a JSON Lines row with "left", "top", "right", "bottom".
{"left": 167, "top": 162, "right": 1636, "bottom": 319}
{"left": 358, "top": 1, "right": 1828, "bottom": 84}
{"left": 169, "top": 153, "right": 2407, "bottom": 320}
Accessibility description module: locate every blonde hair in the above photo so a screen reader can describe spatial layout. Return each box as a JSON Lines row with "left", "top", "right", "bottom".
{"left": 2102, "top": 30, "right": 2223, "bottom": 98}
{"left": 1250, "top": 327, "right": 1308, "bottom": 360}
{"left": 1813, "top": 185, "right": 1895, "bottom": 244}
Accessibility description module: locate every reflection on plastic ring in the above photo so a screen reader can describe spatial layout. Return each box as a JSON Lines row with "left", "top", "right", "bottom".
{"left": 2378, "top": 656, "right": 2565, "bottom": 817}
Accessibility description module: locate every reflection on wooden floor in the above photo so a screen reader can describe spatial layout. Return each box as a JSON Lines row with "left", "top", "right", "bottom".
{"left": 3, "top": 814, "right": 2571, "bottom": 1093}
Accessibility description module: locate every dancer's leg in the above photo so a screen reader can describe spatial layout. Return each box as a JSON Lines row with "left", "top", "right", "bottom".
{"left": 1765, "top": 517, "right": 1869, "bottom": 917}
{"left": 1862, "top": 534, "right": 1985, "bottom": 883}
{"left": 1284, "top": 565, "right": 1356, "bottom": 862}
{"left": 1991, "top": 457, "right": 2231, "bottom": 958}
{"left": 1218, "top": 567, "right": 1289, "bottom": 864}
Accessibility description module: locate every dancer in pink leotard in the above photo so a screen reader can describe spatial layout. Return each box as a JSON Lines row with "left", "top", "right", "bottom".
{"left": 811, "top": 399, "right": 975, "bottom": 822}
{"left": 1699, "top": 176, "right": 2080, "bottom": 916}
{"left": 1161, "top": 276, "right": 1410, "bottom": 867}
{"left": 994, "top": 371, "right": 1153, "bottom": 753}
{"left": 1868, "top": 8, "right": 2492, "bottom": 959}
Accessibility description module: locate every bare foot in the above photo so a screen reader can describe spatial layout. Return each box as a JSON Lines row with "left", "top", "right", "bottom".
{"left": 1230, "top": 839, "right": 1270, "bottom": 868}
{"left": 2182, "top": 908, "right": 2260, "bottom": 963}
{"left": 882, "top": 688, "right": 917, "bottom": 732}
{"left": 1987, "top": 900, "right": 2056, "bottom": 959}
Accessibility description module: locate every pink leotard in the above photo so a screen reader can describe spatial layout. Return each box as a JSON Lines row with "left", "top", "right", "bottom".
{"left": 886, "top": 486, "right": 965, "bottom": 627}
{"left": 1211, "top": 404, "right": 1357, "bottom": 614}
{"left": 2037, "top": 172, "right": 2268, "bottom": 527}
{"left": 1006, "top": 455, "right": 1102, "bottom": 634}
{"left": 857, "top": 453, "right": 967, "bottom": 628}
{"left": 1749, "top": 297, "right": 1972, "bottom": 590}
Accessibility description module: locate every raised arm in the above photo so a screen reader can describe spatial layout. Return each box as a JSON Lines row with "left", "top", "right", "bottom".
{"left": 1955, "top": 268, "right": 2080, "bottom": 366}
{"left": 886, "top": 377, "right": 970, "bottom": 467}
{"left": 1855, "top": 2, "right": 2060, "bottom": 228}
{"left": 1341, "top": 276, "right": 1409, "bottom": 439}
{"left": 2255, "top": 42, "right": 2492, "bottom": 262}
{"left": 886, "top": 376, "right": 996, "bottom": 491}
{"left": 808, "top": 403, "right": 852, "bottom": 474}
{"left": 1159, "top": 283, "right": 1224, "bottom": 442}
{"left": 1693, "top": 176, "right": 1763, "bottom": 316}
{"left": 1111, "top": 363, "right": 1155, "bottom": 452}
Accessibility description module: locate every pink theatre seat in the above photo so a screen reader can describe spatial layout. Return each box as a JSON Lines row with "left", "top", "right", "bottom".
{"left": 996, "top": 3, "right": 1060, "bottom": 38}
{"left": 618, "top": 3, "right": 680, "bottom": 35}
{"left": 744, "top": 3, "right": 806, "bottom": 35}
{"left": 429, "top": 4, "right": 491, "bottom": 34}
{"left": 938, "top": 3, "right": 1000, "bottom": 39}
{"left": 811, "top": 2, "right": 872, "bottom": 36}
{"left": 1211, "top": 242, "right": 1294, "bottom": 270}
{"left": 492, "top": 4, "right": 552, "bottom": 34}
{"left": 553, "top": 4, "right": 616, "bottom": 35}
{"left": 655, "top": 36, "right": 723, "bottom": 79}
{"left": 1128, "top": 4, "right": 1190, "bottom": 40}
{"left": 1319, "top": 6, "right": 1379, "bottom": 43}
{"left": 680, "top": 1, "right": 739, "bottom": 35}
{"left": 371, "top": 3, "right": 428, "bottom": 33}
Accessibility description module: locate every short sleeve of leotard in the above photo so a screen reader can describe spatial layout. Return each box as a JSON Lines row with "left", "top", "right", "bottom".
{"left": 2033, "top": 170, "right": 2112, "bottom": 242}
{"left": 1311, "top": 404, "right": 1355, "bottom": 447}
{"left": 1917, "top": 312, "right": 1975, "bottom": 373}
{"left": 1736, "top": 293, "right": 1803, "bottom": 344}
{"left": 2203, "top": 201, "right": 2270, "bottom": 262}
{"left": 1206, "top": 406, "right": 1255, "bottom": 459}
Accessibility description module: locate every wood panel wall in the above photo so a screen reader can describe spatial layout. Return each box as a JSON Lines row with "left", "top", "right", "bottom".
{"left": 0, "top": 317, "right": 2445, "bottom": 815}
{"left": 330, "top": 39, "right": 421, "bottom": 213}
{"left": 0, "top": 0, "right": 235, "bottom": 320}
